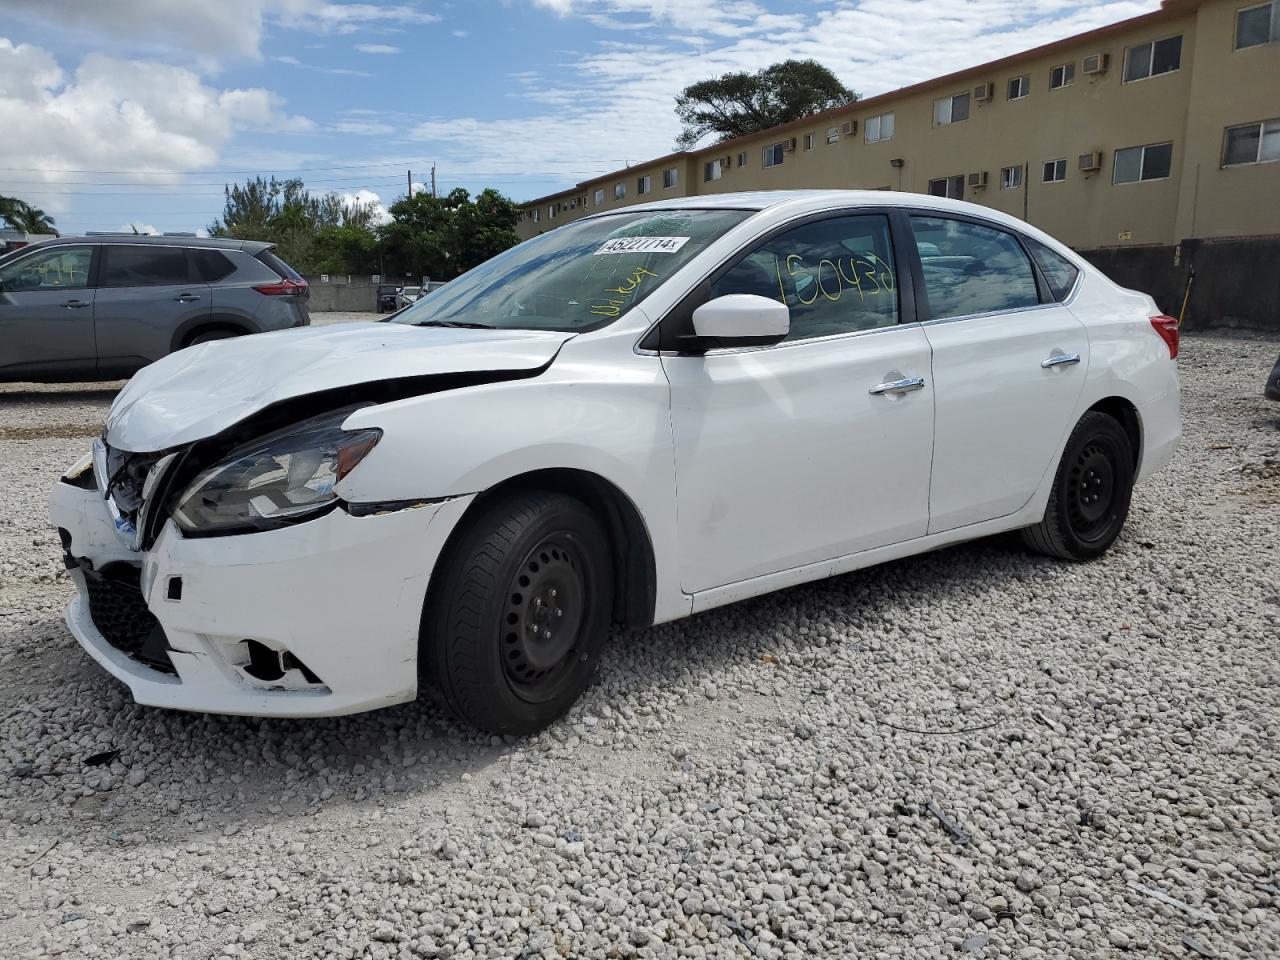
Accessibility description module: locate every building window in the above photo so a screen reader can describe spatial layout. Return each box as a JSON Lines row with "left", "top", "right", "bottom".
{"left": 531, "top": 208, "right": 540, "bottom": 222}
{"left": 762, "top": 143, "right": 786, "bottom": 167}
{"left": 703, "top": 159, "right": 723, "bottom": 181}
{"left": 1124, "top": 35, "right": 1182, "bottom": 81}
{"left": 548, "top": 204, "right": 556, "bottom": 220}
{"left": 1113, "top": 142, "right": 1174, "bottom": 183}
{"left": 864, "top": 112, "right": 895, "bottom": 143}
{"left": 1007, "top": 75, "right": 1030, "bottom": 100}
{"left": 1043, "top": 158, "right": 1067, "bottom": 182}
{"left": 803, "top": 133, "right": 815, "bottom": 150}
{"left": 1236, "top": 1, "right": 1279, "bottom": 49}
{"left": 637, "top": 175, "right": 651, "bottom": 195}
{"left": 737, "top": 152, "right": 747, "bottom": 167}
{"left": 1000, "top": 165, "right": 1024, "bottom": 189}
{"left": 592, "top": 188, "right": 604, "bottom": 206}
{"left": 927, "top": 175, "right": 965, "bottom": 199}
{"left": 826, "top": 126, "right": 840, "bottom": 144}
{"left": 1224, "top": 118, "right": 1280, "bottom": 165}
{"left": 663, "top": 168, "right": 678, "bottom": 189}
{"left": 933, "top": 92, "right": 971, "bottom": 126}
{"left": 1050, "top": 62, "right": 1075, "bottom": 89}
{"left": 614, "top": 182, "right": 626, "bottom": 200}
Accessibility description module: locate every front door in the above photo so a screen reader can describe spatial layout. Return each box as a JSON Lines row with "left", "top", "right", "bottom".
{"left": 0, "top": 245, "right": 97, "bottom": 379}
{"left": 662, "top": 212, "right": 935, "bottom": 594}
{"left": 92, "top": 244, "right": 211, "bottom": 377}
{"left": 908, "top": 214, "right": 1089, "bottom": 533}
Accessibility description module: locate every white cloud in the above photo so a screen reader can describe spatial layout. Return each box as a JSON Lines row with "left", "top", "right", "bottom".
{"left": 331, "top": 119, "right": 396, "bottom": 135}
{"left": 337, "top": 188, "right": 393, "bottom": 225}
{"left": 529, "top": 0, "right": 770, "bottom": 38}
{"left": 354, "top": 43, "right": 401, "bottom": 54}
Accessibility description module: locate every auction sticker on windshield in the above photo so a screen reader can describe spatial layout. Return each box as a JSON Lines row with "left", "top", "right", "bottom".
{"left": 594, "top": 236, "right": 690, "bottom": 255}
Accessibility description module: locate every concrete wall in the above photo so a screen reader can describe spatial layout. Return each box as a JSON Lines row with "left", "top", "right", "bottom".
{"left": 303, "top": 276, "right": 380, "bottom": 312}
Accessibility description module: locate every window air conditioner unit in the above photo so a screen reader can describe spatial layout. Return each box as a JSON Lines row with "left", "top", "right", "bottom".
{"left": 784, "top": 137, "right": 797, "bottom": 152}
{"left": 974, "top": 82, "right": 993, "bottom": 102}
{"left": 841, "top": 120, "right": 857, "bottom": 136}
{"left": 967, "top": 171, "right": 989, "bottom": 188}
{"left": 1078, "top": 150, "right": 1103, "bottom": 172}
{"left": 1082, "top": 53, "right": 1110, "bottom": 75}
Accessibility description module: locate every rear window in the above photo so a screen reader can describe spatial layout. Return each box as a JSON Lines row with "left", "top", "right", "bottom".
{"left": 254, "top": 249, "right": 303, "bottom": 281}
{"left": 100, "top": 245, "right": 189, "bottom": 287}
{"left": 189, "top": 248, "right": 235, "bottom": 283}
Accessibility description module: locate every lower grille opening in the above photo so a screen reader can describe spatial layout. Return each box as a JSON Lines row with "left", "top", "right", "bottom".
{"left": 242, "top": 640, "right": 324, "bottom": 686}
{"left": 79, "top": 561, "right": 176, "bottom": 675}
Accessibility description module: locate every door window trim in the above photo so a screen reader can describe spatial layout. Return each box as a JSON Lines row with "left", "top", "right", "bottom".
{"left": 637, "top": 206, "right": 920, "bottom": 355}
{"left": 902, "top": 210, "right": 1065, "bottom": 325}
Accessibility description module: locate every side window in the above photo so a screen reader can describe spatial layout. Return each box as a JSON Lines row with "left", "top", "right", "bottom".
{"left": 709, "top": 215, "right": 898, "bottom": 342}
{"left": 910, "top": 216, "right": 1040, "bottom": 320}
{"left": 189, "top": 249, "right": 235, "bottom": 283}
{"left": 1024, "top": 237, "right": 1080, "bottom": 301}
{"left": 100, "top": 246, "right": 191, "bottom": 287}
{"left": 0, "top": 246, "right": 93, "bottom": 291}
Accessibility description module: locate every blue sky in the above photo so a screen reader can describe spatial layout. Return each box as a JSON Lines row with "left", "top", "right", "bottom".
{"left": 0, "top": 0, "right": 1159, "bottom": 236}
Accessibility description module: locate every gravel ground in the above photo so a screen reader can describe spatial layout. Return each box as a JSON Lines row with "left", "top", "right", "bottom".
{"left": 1, "top": 330, "right": 1277, "bottom": 960}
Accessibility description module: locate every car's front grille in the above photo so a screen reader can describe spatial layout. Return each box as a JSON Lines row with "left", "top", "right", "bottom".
{"left": 79, "top": 561, "right": 176, "bottom": 674}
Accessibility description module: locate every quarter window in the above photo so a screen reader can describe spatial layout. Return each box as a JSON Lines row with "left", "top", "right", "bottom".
{"left": 911, "top": 217, "right": 1040, "bottom": 320}
{"left": 1024, "top": 237, "right": 1080, "bottom": 301}
{"left": 1043, "top": 158, "right": 1067, "bottom": 182}
{"left": 1050, "top": 62, "right": 1075, "bottom": 89}
{"left": 1000, "top": 165, "right": 1024, "bottom": 189}
{"left": 928, "top": 175, "right": 965, "bottom": 199}
{"left": 933, "top": 92, "right": 971, "bottom": 125}
{"left": 1236, "top": 1, "right": 1279, "bottom": 49}
{"left": 865, "top": 112, "right": 895, "bottom": 143}
{"left": 709, "top": 215, "right": 899, "bottom": 342}
{"left": 762, "top": 143, "right": 786, "bottom": 167}
{"left": 100, "top": 246, "right": 189, "bottom": 287}
{"left": 1224, "top": 118, "right": 1280, "bottom": 165}
{"left": 1113, "top": 142, "right": 1173, "bottom": 183}
{"left": 0, "top": 245, "right": 93, "bottom": 291}
{"left": 1008, "top": 75, "right": 1030, "bottom": 100}
{"left": 1124, "top": 35, "right": 1182, "bottom": 81}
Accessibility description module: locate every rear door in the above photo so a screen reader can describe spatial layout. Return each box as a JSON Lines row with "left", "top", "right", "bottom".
{"left": 0, "top": 244, "right": 97, "bottom": 379}
{"left": 909, "top": 214, "right": 1088, "bottom": 533}
{"left": 93, "top": 244, "right": 211, "bottom": 377}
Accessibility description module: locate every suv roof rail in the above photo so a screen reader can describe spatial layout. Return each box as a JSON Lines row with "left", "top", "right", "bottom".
{"left": 162, "top": 232, "right": 198, "bottom": 237}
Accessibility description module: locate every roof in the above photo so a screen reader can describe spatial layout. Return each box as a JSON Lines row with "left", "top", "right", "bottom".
{"left": 522, "top": 0, "right": 1200, "bottom": 208}
{"left": 26, "top": 234, "right": 272, "bottom": 253}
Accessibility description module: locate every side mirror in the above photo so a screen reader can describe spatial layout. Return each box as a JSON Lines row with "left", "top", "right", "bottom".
{"left": 687, "top": 294, "right": 789, "bottom": 351}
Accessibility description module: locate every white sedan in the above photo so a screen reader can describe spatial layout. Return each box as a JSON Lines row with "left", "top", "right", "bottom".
{"left": 49, "top": 191, "right": 1180, "bottom": 733}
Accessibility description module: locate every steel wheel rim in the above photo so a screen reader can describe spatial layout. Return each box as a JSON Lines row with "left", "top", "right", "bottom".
{"left": 501, "top": 535, "right": 587, "bottom": 703}
{"left": 1066, "top": 440, "right": 1118, "bottom": 542}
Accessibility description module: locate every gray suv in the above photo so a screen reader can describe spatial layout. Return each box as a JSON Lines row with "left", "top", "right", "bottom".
{"left": 0, "top": 235, "right": 309, "bottom": 382}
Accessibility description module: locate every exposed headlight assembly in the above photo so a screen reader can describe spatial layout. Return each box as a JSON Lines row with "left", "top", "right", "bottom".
{"left": 172, "top": 407, "right": 381, "bottom": 536}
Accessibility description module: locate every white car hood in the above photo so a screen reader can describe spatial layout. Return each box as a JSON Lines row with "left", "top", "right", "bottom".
{"left": 105, "top": 322, "right": 574, "bottom": 452}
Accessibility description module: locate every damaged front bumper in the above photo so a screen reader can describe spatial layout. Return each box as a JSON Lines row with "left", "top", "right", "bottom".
{"left": 49, "top": 478, "right": 474, "bottom": 717}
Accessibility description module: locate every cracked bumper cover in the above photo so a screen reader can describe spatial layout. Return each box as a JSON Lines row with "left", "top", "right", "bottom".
{"left": 49, "top": 480, "right": 474, "bottom": 717}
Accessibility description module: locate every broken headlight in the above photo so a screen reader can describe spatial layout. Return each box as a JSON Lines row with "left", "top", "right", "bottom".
{"left": 172, "top": 408, "right": 381, "bottom": 536}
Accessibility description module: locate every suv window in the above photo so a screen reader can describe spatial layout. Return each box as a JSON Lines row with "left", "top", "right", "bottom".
{"left": 100, "top": 245, "right": 189, "bottom": 287}
{"left": 1024, "top": 237, "right": 1079, "bottom": 301}
{"left": 0, "top": 246, "right": 93, "bottom": 291}
{"left": 189, "top": 248, "right": 235, "bottom": 283}
{"left": 709, "top": 214, "right": 899, "bottom": 342}
{"left": 910, "top": 216, "right": 1039, "bottom": 320}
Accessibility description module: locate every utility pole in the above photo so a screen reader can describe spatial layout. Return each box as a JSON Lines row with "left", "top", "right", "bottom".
{"left": 407, "top": 169, "right": 413, "bottom": 198}
{"left": 431, "top": 163, "right": 437, "bottom": 197}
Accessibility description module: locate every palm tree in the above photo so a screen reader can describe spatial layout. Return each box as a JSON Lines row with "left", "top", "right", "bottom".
{"left": 0, "top": 195, "right": 57, "bottom": 235}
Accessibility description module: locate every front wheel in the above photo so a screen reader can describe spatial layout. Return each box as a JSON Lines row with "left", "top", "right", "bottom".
{"left": 422, "top": 491, "right": 614, "bottom": 735}
{"left": 1021, "top": 411, "right": 1135, "bottom": 561}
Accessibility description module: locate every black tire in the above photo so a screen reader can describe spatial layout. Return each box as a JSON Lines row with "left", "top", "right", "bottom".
{"left": 422, "top": 490, "right": 614, "bottom": 735}
{"left": 186, "top": 328, "right": 239, "bottom": 347}
{"left": 1021, "top": 411, "right": 1135, "bottom": 561}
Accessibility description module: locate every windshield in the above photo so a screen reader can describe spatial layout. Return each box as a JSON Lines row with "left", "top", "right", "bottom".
{"left": 392, "top": 208, "right": 752, "bottom": 332}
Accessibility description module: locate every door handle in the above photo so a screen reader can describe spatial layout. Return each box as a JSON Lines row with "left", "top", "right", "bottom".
{"left": 174, "top": 293, "right": 201, "bottom": 303}
{"left": 1041, "top": 352, "right": 1081, "bottom": 368}
{"left": 869, "top": 376, "right": 926, "bottom": 396}
{"left": 61, "top": 299, "right": 90, "bottom": 309}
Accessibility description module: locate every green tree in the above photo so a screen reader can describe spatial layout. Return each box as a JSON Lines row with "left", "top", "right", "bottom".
{"left": 674, "top": 59, "right": 856, "bottom": 150}
{"left": 0, "top": 195, "right": 58, "bottom": 235}
{"left": 378, "top": 188, "right": 519, "bottom": 282}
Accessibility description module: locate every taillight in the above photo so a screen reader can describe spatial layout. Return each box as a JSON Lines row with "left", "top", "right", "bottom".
{"left": 252, "top": 278, "right": 308, "bottom": 297}
{"left": 1150, "top": 315, "right": 1179, "bottom": 359}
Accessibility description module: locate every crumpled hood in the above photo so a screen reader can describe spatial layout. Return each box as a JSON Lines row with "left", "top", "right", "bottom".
{"left": 105, "top": 322, "right": 574, "bottom": 452}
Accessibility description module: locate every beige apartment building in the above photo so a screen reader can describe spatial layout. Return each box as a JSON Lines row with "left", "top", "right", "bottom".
{"left": 516, "top": 0, "right": 1280, "bottom": 254}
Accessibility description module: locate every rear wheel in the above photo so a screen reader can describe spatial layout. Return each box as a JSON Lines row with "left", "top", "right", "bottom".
{"left": 422, "top": 491, "right": 614, "bottom": 735}
{"left": 1021, "top": 411, "right": 1134, "bottom": 561}
{"left": 186, "top": 328, "right": 240, "bottom": 347}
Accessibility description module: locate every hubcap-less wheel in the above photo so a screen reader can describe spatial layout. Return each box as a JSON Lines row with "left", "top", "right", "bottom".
{"left": 504, "top": 536, "right": 586, "bottom": 702}
{"left": 1067, "top": 442, "right": 1117, "bottom": 542}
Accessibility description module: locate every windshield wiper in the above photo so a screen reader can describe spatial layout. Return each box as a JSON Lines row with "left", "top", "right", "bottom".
{"left": 412, "top": 319, "right": 496, "bottom": 329}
